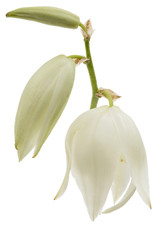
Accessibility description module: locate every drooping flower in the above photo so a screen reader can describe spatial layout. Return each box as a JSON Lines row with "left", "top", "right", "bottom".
{"left": 55, "top": 105, "right": 151, "bottom": 220}
{"left": 15, "top": 55, "right": 75, "bottom": 161}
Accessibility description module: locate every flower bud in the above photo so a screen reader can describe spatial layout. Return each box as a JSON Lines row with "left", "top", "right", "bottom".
{"left": 6, "top": 7, "right": 80, "bottom": 29}
{"left": 15, "top": 55, "right": 75, "bottom": 161}
{"left": 55, "top": 106, "right": 151, "bottom": 220}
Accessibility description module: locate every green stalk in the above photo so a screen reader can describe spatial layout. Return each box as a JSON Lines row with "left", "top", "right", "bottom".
{"left": 100, "top": 91, "right": 113, "bottom": 107}
{"left": 84, "top": 39, "right": 98, "bottom": 109}
{"left": 79, "top": 22, "right": 88, "bottom": 35}
{"left": 79, "top": 22, "right": 99, "bottom": 108}
{"left": 68, "top": 55, "right": 86, "bottom": 59}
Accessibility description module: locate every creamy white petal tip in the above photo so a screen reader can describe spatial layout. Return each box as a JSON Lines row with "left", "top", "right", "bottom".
{"left": 57, "top": 106, "right": 151, "bottom": 220}
{"left": 103, "top": 181, "right": 136, "bottom": 214}
{"left": 15, "top": 55, "right": 75, "bottom": 161}
{"left": 54, "top": 155, "right": 71, "bottom": 200}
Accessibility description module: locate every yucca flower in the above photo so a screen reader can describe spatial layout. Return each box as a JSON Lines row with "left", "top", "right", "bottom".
{"left": 55, "top": 105, "right": 151, "bottom": 221}
{"left": 15, "top": 55, "right": 75, "bottom": 161}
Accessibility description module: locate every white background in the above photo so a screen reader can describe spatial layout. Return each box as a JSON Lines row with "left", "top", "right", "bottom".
{"left": 0, "top": 0, "right": 160, "bottom": 239}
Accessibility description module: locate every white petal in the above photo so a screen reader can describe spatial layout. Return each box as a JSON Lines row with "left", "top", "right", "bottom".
{"left": 54, "top": 145, "right": 71, "bottom": 200}
{"left": 33, "top": 57, "right": 75, "bottom": 157}
{"left": 103, "top": 180, "right": 136, "bottom": 214}
{"left": 54, "top": 108, "right": 89, "bottom": 199}
{"left": 110, "top": 107, "right": 151, "bottom": 207}
{"left": 111, "top": 155, "right": 130, "bottom": 203}
{"left": 70, "top": 107, "right": 121, "bottom": 220}
{"left": 16, "top": 80, "right": 56, "bottom": 160}
{"left": 54, "top": 129, "right": 74, "bottom": 199}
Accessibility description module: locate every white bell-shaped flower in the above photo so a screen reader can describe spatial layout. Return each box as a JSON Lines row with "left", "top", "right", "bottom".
{"left": 15, "top": 55, "right": 75, "bottom": 161}
{"left": 55, "top": 106, "right": 151, "bottom": 221}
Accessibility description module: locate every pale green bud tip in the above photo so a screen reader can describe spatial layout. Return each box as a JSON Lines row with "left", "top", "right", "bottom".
{"left": 6, "top": 6, "right": 80, "bottom": 29}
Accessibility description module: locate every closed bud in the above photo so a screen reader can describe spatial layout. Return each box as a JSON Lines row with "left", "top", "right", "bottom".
{"left": 15, "top": 55, "right": 75, "bottom": 161}
{"left": 6, "top": 7, "right": 80, "bottom": 29}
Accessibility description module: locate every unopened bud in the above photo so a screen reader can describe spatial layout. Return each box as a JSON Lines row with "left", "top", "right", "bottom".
{"left": 6, "top": 7, "right": 80, "bottom": 29}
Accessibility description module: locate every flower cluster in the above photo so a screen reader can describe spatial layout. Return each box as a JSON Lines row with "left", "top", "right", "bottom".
{"left": 7, "top": 6, "right": 151, "bottom": 221}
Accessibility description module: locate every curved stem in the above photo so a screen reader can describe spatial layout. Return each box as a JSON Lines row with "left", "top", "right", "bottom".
{"left": 100, "top": 91, "right": 113, "bottom": 107}
{"left": 68, "top": 55, "right": 86, "bottom": 59}
{"left": 79, "top": 22, "right": 88, "bottom": 35}
{"left": 84, "top": 39, "right": 98, "bottom": 109}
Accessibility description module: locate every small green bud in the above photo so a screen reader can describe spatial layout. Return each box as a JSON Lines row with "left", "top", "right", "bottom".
{"left": 6, "top": 6, "right": 80, "bottom": 29}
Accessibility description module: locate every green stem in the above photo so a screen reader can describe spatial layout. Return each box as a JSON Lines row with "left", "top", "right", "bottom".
{"left": 79, "top": 22, "right": 88, "bottom": 35}
{"left": 84, "top": 39, "right": 98, "bottom": 109}
{"left": 68, "top": 55, "right": 86, "bottom": 59}
{"left": 101, "top": 91, "right": 113, "bottom": 107}
{"left": 79, "top": 22, "right": 98, "bottom": 108}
